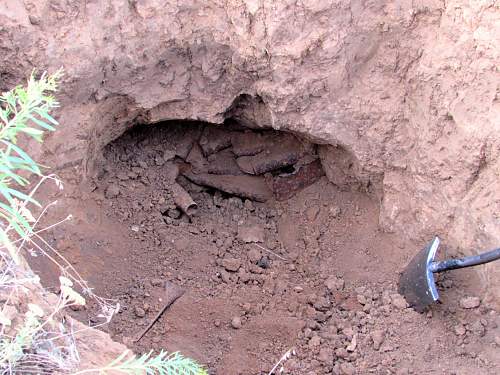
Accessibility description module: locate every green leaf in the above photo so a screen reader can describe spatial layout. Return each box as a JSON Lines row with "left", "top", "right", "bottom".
{"left": 38, "top": 111, "right": 58, "bottom": 126}
{"left": 28, "top": 115, "right": 55, "bottom": 131}
{"left": 4, "top": 188, "right": 40, "bottom": 207}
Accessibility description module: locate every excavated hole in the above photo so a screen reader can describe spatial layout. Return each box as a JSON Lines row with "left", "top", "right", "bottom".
{"left": 32, "top": 118, "right": 438, "bottom": 374}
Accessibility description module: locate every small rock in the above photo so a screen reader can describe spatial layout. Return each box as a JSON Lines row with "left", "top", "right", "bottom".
{"left": 105, "top": 184, "right": 120, "bottom": 199}
{"left": 370, "top": 329, "right": 385, "bottom": 350}
{"left": 134, "top": 306, "right": 146, "bottom": 318}
{"left": 131, "top": 225, "right": 140, "bottom": 232}
{"left": 222, "top": 258, "right": 241, "bottom": 272}
{"left": 390, "top": 294, "right": 408, "bottom": 310}
{"left": 214, "top": 319, "right": 221, "bottom": 327}
{"left": 238, "top": 225, "right": 265, "bottom": 243}
{"left": 459, "top": 296, "right": 480, "bottom": 309}
{"left": 340, "top": 362, "right": 356, "bottom": 375}
{"left": 231, "top": 316, "right": 242, "bottom": 329}
{"left": 29, "top": 15, "right": 41, "bottom": 25}
{"left": 257, "top": 256, "right": 270, "bottom": 269}
{"left": 346, "top": 334, "right": 357, "bottom": 352}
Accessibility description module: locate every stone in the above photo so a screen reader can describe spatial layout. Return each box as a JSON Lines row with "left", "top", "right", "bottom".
{"left": 257, "top": 256, "right": 270, "bottom": 269}
{"left": 105, "top": 184, "right": 120, "bottom": 199}
{"left": 238, "top": 225, "right": 265, "bottom": 243}
{"left": 222, "top": 258, "right": 241, "bottom": 272}
{"left": 370, "top": 329, "right": 385, "bottom": 350}
{"left": 459, "top": 296, "right": 480, "bottom": 309}
{"left": 134, "top": 306, "right": 146, "bottom": 318}
{"left": 231, "top": 316, "right": 242, "bottom": 329}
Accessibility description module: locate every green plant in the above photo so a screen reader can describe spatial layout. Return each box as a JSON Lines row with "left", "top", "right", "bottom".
{"left": 0, "top": 72, "right": 208, "bottom": 374}
{"left": 73, "top": 350, "right": 208, "bottom": 375}
{"left": 0, "top": 70, "right": 62, "bottom": 264}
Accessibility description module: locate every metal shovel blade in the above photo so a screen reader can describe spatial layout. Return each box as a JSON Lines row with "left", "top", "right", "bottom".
{"left": 398, "top": 237, "right": 440, "bottom": 312}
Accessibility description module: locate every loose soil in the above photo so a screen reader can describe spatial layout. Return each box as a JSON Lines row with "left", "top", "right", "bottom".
{"left": 30, "top": 122, "right": 499, "bottom": 374}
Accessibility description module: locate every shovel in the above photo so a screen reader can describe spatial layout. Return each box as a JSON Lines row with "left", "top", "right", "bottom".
{"left": 398, "top": 237, "right": 500, "bottom": 312}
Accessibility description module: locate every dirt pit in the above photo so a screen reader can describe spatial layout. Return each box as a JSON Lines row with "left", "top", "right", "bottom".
{"left": 30, "top": 121, "right": 499, "bottom": 374}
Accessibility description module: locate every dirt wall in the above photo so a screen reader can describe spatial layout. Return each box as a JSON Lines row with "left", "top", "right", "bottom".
{"left": 0, "top": 1, "right": 498, "bottom": 303}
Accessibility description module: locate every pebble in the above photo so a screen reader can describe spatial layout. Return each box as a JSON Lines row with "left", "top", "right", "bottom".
{"left": 105, "top": 184, "right": 120, "bottom": 198}
{"left": 371, "top": 329, "right": 385, "bottom": 350}
{"left": 257, "top": 256, "right": 270, "bottom": 269}
{"left": 134, "top": 306, "right": 146, "bottom": 318}
{"left": 459, "top": 296, "right": 480, "bottom": 309}
{"left": 231, "top": 316, "right": 242, "bottom": 329}
{"left": 222, "top": 258, "right": 241, "bottom": 272}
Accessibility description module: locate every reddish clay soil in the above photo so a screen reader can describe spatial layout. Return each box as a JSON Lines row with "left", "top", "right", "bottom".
{"left": 29, "top": 122, "right": 499, "bottom": 374}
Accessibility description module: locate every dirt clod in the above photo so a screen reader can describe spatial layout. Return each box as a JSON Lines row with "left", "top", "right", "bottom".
{"left": 460, "top": 296, "right": 481, "bottom": 309}
{"left": 391, "top": 294, "right": 408, "bottom": 310}
{"left": 222, "top": 258, "right": 241, "bottom": 272}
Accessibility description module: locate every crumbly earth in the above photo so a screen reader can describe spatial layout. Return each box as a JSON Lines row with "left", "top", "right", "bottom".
{"left": 30, "top": 123, "right": 500, "bottom": 374}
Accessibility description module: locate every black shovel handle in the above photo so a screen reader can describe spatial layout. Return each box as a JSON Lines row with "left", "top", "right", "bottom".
{"left": 430, "top": 247, "right": 500, "bottom": 273}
